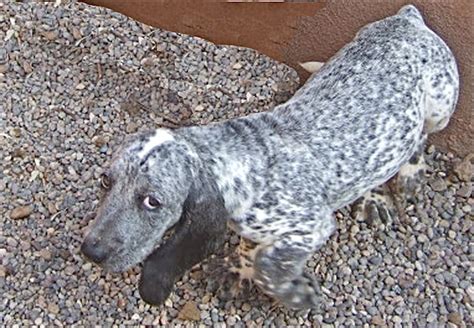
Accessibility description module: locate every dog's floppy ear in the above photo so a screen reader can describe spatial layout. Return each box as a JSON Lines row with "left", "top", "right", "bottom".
{"left": 138, "top": 167, "right": 228, "bottom": 306}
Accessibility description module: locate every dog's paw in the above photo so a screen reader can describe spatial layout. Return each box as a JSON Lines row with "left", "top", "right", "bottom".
{"left": 352, "top": 190, "right": 395, "bottom": 225}
{"left": 396, "top": 161, "right": 427, "bottom": 201}
{"left": 206, "top": 254, "right": 254, "bottom": 299}
{"left": 218, "top": 271, "right": 254, "bottom": 301}
{"left": 276, "top": 272, "right": 322, "bottom": 310}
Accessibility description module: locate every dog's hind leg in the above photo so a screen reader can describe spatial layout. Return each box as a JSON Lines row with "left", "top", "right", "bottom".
{"left": 352, "top": 135, "right": 428, "bottom": 224}
{"left": 421, "top": 37, "right": 459, "bottom": 135}
{"left": 394, "top": 134, "right": 428, "bottom": 200}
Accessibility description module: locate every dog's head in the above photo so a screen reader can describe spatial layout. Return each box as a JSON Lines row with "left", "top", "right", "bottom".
{"left": 81, "top": 128, "right": 205, "bottom": 272}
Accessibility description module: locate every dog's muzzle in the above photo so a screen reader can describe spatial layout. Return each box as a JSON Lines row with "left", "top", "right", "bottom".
{"left": 81, "top": 236, "right": 111, "bottom": 264}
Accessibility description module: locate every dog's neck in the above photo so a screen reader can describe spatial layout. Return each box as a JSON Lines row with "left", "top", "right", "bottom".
{"left": 180, "top": 114, "right": 275, "bottom": 218}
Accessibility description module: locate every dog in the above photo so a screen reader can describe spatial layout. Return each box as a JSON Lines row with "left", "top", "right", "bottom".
{"left": 81, "top": 5, "right": 459, "bottom": 309}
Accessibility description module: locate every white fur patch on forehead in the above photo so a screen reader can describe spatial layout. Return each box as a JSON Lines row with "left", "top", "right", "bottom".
{"left": 136, "top": 129, "right": 174, "bottom": 160}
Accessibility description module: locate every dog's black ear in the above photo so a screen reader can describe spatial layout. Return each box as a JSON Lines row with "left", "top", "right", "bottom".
{"left": 138, "top": 168, "right": 228, "bottom": 306}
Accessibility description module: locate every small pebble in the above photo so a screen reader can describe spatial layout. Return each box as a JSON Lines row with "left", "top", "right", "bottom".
{"left": 178, "top": 301, "right": 201, "bottom": 321}
{"left": 430, "top": 178, "right": 447, "bottom": 191}
{"left": 39, "top": 249, "right": 52, "bottom": 261}
{"left": 47, "top": 303, "right": 60, "bottom": 315}
{"left": 371, "top": 316, "right": 385, "bottom": 325}
{"left": 456, "top": 184, "right": 472, "bottom": 198}
{"left": 6, "top": 237, "right": 18, "bottom": 247}
{"left": 427, "top": 312, "right": 437, "bottom": 323}
{"left": 447, "top": 312, "right": 463, "bottom": 326}
{"left": 453, "top": 154, "right": 474, "bottom": 182}
{"left": 10, "top": 206, "right": 33, "bottom": 220}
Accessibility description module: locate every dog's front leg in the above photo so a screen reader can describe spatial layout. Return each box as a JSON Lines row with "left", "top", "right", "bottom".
{"left": 252, "top": 215, "right": 335, "bottom": 310}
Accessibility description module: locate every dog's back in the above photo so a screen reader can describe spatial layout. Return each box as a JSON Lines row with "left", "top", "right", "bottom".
{"left": 251, "top": 5, "right": 459, "bottom": 209}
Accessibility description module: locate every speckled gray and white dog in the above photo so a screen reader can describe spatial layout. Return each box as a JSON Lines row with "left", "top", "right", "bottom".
{"left": 81, "top": 5, "right": 459, "bottom": 309}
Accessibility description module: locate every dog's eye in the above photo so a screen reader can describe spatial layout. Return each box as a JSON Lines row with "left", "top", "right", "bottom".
{"left": 143, "top": 196, "right": 161, "bottom": 210}
{"left": 100, "top": 173, "right": 111, "bottom": 189}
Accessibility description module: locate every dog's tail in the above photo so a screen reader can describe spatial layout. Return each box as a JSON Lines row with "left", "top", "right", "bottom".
{"left": 397, "top": 5, "right": 425, "bottom": 24}
{"left": 299, "top": 61, "right": 325, "bottom": 74}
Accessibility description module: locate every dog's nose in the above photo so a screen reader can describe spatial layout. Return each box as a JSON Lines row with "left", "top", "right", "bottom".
{"left": 81, "top": 238, "right": 108, "bottom": 264}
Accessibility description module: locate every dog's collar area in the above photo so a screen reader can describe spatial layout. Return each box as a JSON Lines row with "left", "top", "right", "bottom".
{"left": 162, "top": 226, "right": 177, "bottom": 243}
{"left": 140, "top": 225, "right": 178, "bottom": 269}
{"left": 150, "top": 224, "right": 178, "bottom": 256}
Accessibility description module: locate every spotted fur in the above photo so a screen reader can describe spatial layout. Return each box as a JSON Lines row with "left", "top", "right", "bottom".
{"left": 81, "top": 5, "right": 459, "bottom": 309}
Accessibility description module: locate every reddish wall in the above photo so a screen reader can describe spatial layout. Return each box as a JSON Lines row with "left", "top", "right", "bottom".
{"left": 82, "top": 0, "right": 473, "bottom": 156}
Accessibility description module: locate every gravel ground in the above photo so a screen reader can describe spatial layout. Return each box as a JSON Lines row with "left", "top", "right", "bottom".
{"left": 1, "top": 1, "right": 473, "bottom": 327}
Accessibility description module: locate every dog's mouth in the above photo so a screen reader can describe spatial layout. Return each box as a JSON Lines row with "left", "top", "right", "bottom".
{"left": 95, "top": 220, "right": 181, "bottom": 273}
{"left": 98, "top": 224, "right": 179, "bottom": 272}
